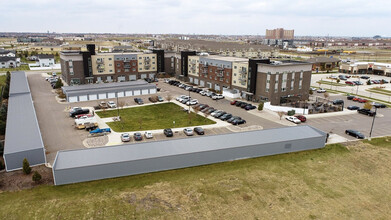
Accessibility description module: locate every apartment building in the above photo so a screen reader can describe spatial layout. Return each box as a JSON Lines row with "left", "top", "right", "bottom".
{"left": 266, "top": 28, "right": 294, "bottom": 40}
{"left": 339, "top": 61, "right": 391, "bottom": 76}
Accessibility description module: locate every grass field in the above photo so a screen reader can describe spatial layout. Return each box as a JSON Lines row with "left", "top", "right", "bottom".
{"left": 316, "top": 80, "right": 346, "bottom": 87}
{"left": 0, "top": 65, "right": 30, "bottom": 73}
{"left": 0, "top": 75, "right": 6, "bottom": 87}
{"left": 367, "top": 88, "right": 391, "bottom": 96}
{"left": 96, "top": 102, "right": 216, "bottom": 132}
{"left": 1, "top": 139, "right": 391, "bottom": 219}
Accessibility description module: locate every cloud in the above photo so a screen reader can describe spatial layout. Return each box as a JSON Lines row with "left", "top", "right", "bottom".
{"left": 0, "top": 0, "right": 390, "bottom": 36}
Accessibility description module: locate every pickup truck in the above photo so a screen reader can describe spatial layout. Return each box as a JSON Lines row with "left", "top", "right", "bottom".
{"left": 89, "top": 128, "right": 111, "bottom": 134}
{"left": 69, "top": 108, "right": 89, "bottom": 117}
{"left": 75, "top": 117, "right": 98, "bottom": 129}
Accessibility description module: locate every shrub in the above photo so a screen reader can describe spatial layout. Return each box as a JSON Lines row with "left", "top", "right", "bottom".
{"left": 258, "top": 102, "right": 264, "bottom": 111}
{"left": 309, "top": 90, "right": 313, "bottom": 95}
{"left": 2, "top": 83, "right": 9, "bottom": 100}
{"left": 0, "top": 160, "right": 4, "bottom": 170}
{"left": 367, "top": 80, "right": 371, "bottom": 85}
{"left": 54, "top": 79, "right": 64, "bottom": 89}
{"left": 23, "top": 158, "right": 31, "bottom": 175}
{"left": 287, "top": 110, "right": 296, "bottom": 116}
{"left": 0, "top": 102, "right": 7, "bottom": 121}
{"left": 0, "top": 120, "right": 6, "bottom": 136}
{"left": 32, "top": 171, "right": 42, "bottom": 183}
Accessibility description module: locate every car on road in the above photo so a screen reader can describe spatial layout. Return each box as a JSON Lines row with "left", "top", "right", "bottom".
{"left": 332, "top": 99, "right": 344, "bottom": 105}
{"left": 183, "top": 128, "right": 194, "bottom": 136}
{"left": 133, "top": 132, "right": 143, "bottom": 141}
{"left": 286, "top": 116, "right": 301, "bottom": 124}
{"left": 107, "top": 101, "right": 116, "bottom": 108}
{"left": 164, "top": 128, "right": 173, "bottom": 137}
{"left": 121, "top": 133, "right": 131, "bottom": 142}
{"left": 212, "top": 94, "right": 224, "bottom": 100}
{"left": 134, "top": 98, "right": 144, "bottom": 104}
{"left": 317, "top": 88, "right": 326, "bottom": 93}
{"left": 357, "top": 108, "right": 376, "bottom": 116}
{"left": 231, "top": 118, "right": 246, "bottom": 125}
{"left": 194, "top": 127, "right": 205, "bottom": 135}
{"left": 360, "top": 76, "right": 370, "bottom": 79}
{"left": 345, "top": 129, "right": 365, "bottom": 139}
{"left": 347, "top": 105, "right": 360, "bottom": 110}
{"left": 296, "top": 115, "right": 307, "bottom": 122}
{"left": 144, "top": 131, "right": 153, "bottom": 139}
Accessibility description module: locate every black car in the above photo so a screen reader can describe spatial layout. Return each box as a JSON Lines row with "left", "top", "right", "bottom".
{"left": 69, "top": 108, "right": 89, "bottom": 117}
{"left": 232, "top": 119, "right": 246, "bottom": 125}
{"left": 164, "top": 128, "right": 173, "bottom": 137}
{"left": 213, "top": 111, "right": 226, "bottom": 118}
{"left": 133, "top": 132, "right": 143, "bottom": 141}
{"left": 235, "top": 101, "right": 243, "bottom": 107}
{"left": 345, "top": 129, "right": 365, "bottom": 139}
{"left": 357, "top": 108, "right": 376, "bottom": 116}
{"left": 240, "top": 102, "right": 248, "bottom": 108}
{"left": 245, "top": 104, "right": 256, "bottom": 110}
{"left": 373, "top": 103, "right": 387, "bottom": 108}
{"left": 134, "top": 98, "right": 144, "bottom": 104}
{"left": 347, "top": 105, "right": 359, "bottom": 110}
{"left": 333, "top": 99, "right": 344, "bottom": 105}
{"left": 194, "top": 127, "right": 205, "bottom": 135}
{"left": 347, "top": 95, "right": 355, "bottom": 100}
{"left": 227, "top": 116, "right": 240, "bottom": 123}
{"left": 219, "top": 113, "right": 232, "bottom": 121}
{"left": 360, "top": 76, "right": 370, "bottom": 79}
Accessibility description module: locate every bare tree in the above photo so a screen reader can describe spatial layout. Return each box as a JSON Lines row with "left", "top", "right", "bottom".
{"left": 118, "top": 100, "right": 126, "bottom": 109}
{"left": 277, "top": 111, "right": 285, "bottom": 120}
{"left": 166, "top": 94, "right": 172, "bottom": 102}
{"left": 193, "top": 107, "right": 200, "bottom": 116}
{"left": 323, "top": 92, "right": 330, "bottom": 103}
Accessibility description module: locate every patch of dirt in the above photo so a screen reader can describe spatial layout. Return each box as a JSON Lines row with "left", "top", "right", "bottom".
{"left": 83, "top": 135, "right": 109, "bottom": 148}
{"left": 0, "top": 165, "right": 53, "bottom": 192}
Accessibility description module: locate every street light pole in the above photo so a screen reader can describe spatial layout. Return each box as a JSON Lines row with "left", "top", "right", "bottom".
{"left": 369, "top": 107, "right": 378, "bottom": 140}
{"left": 116, "top": 95, "right": 120, "bottom": 119}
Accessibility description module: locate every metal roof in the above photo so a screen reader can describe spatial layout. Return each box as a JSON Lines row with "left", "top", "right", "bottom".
{"left": 9, "top": 71, "right": 30, "bottom": 96}
{"left": 53, "top": 126, "right": 325, "bottom": 170}
{"left": 62, "top": 80, "right": 156, "bottom": 96}
{"left": 306, "top": 57, "right": 341, "bottom": 63}
{"left": 4, "top": 73, "right": 44, "bottom": 155}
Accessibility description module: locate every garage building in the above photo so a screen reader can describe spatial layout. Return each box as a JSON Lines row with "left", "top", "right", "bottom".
{"left": 4, "top": 71, "right": 46, "bottom": 171}
{"left": 53, "top": 126, "right": 326, "bottom": 185}
{"left": 62, "top": 80, "right": 157, "bottom": 103}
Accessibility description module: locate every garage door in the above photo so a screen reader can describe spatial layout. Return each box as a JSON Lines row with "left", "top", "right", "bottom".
{"left": 141, "top": 89, "right": 149, "bottom": 95}
{"left": 149, "top": 73, "right": 155, "bottom": 78}
{"left": 194, "top": 78, "right": 199, "bottom": 85}
{"left": 118, "top": 76, "right": 126, "bottom": 82}
{"left": 117, "top": 91, "right": 124, "bottom": 97}
{"left": 108, "top": 92, "right": 116, "bottom": 98}
{"left": 141, "top": 74, "right": 147, "bottom": 79}
{"left": 133, "top": 90, "right": 140, "bottom": 96}
{"left": 149, "top": 88, "right": 156, "bottom": 94}
{"left": 129, "top": 75, "right": 137, "bottom": 81}
{"left": 79, "top": 95, "right": 88, "bottom": 102}
{"left": 189, "top": 77, "right": 193, "bottom": 83}
{"left": 89, "top": 94, "right": 98, "bottom": 100}
{"left": 98, "top": 93, "right": 107, "bottom": 99}
{"left": 215, "top": 84, "right": 220, "bottom": 91}
{"left": 68, "top": 96, "right": 78, "bottom": 103}
{"left": 200, "top": 80, "right": 205, "bottom": 87}
{"left": 206, "top": 82, "right": 212, "bottom": 89}
{"left": 125, "top": 91, "right": 133, "bottom": 96}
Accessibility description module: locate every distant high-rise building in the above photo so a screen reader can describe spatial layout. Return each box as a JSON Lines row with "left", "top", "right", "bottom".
{"left": 265, "top": 28, "right": 294, "bottom": 40}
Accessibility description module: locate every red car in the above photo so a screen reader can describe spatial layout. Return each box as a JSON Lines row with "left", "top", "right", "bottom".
{"left": 358, "top": 98, "right": 368, "bottom": 103}
{"left": 296, "top": 115, "right": 307, "bottom": 122}
{"left": 352, "top": 97, "right": 359, "bottom": 102}
{"left": 230, "top": 100, "right": 238, "bottom": 105}
{"left": 345, "top": 81, "right": 354, "bottom": 85}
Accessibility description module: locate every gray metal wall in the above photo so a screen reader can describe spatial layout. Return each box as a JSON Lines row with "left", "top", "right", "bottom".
{"left": 4, "top": 148, "right": 46, "bottom": 171}
{"left": 53, "top": 136, "right": 325, "bottom": 185}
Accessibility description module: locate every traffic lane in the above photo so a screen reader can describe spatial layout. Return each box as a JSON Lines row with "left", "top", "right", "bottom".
{"left": 28, "top": 73, "right": 87, "bottom": 164}
{"left": 159, "top": 81, "right": 284, "bottom": 129}
{"left": 306, "top": 110, "right": 391, "bottom": 140}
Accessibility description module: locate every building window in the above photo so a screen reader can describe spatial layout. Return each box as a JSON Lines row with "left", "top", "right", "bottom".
{"left": 108, "top": 58, "right": 112, "bottom": 60}
{"left": 109, "top": 64, "right": 112, "bottom": 66}
{"left": 125, "top": 69, "right": 130, "bottom": 72}
{"left": 226, "top": 72, "right": 229, "bottom": 76}
{"left": 132, "top": 68, "right": 136, "bottom": 71}
{"left": 117, "top": 69, "right": 121, "bottom": 73}
{"left": 226, "top": 79, "right": 229, "bottom": 83}
{"left": 139, "top": 63, "right": 142, "bottom": 65}
{"left": 109, "top": 70, "right": 113, "bottom": 72}
{"left": 98, "top": 70, "right": 104, "bottom": 73}
{"left": 234, "top": 66, "right": 237, "bottom": 69}
{"left": 234, "top": 80, "right": 236, "bottom": 84}
{"left": 139, "top": 68, "right": 142, "bottom": 70}
{"left": 70, "top": 71, "right": 74, "bottom": 75}
{"left": 117, "top": 63, "right": 120, "bottom": 67}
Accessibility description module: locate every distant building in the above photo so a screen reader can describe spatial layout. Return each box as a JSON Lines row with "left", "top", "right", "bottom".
{"left": 266, "top": 28, "right": 294, "bottom": 40}
{"left": 37, "top": 54, "right": 55, "bottom": 67}
{"left": 306, "top": 57, "right": 340, "bottom": 72}
{"left": 339, "top": 61, "right": 391, "bottom": 76}
{"left": 0, "top": 57, "right": 20, "bottom": 68}
{"left": 0, "top": 50, "right": 16, "bottom": 57}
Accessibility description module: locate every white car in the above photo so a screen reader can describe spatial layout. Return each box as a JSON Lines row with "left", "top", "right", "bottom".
{"left": 200, "top": 90, "right": 208, "bottom": 96}
{"left": 176, "top": 95, "right": 188, "bottom": 102}
{"left": 286, "top": 116, "right": 301, "bottom": 124}
{"left": 144, "top": 131, "right": 153, "bottom": 139}
{"left": 317, "top": 88, "right": 327, "bottom": 93}
{"left": 211, "top": 110, "right": 222, "bottom": 117}
{"left": 183, "top": 128, "right": 194, "bottom": 136}
{"left": 186, "top": 99, "right": 198, "bottom": 105}
{"left": 212, "top": 94, "right": 224, "bottom": 100}
{"left": 107, "top": 101, "right": 116, "bottom": 108}
{"left": 121, "top": 133, "right": 131, "bottom": 142}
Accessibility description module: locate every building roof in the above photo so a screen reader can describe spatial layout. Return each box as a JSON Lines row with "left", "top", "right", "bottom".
{"left": 53, "top": 126, "right": 325, "bottom": 170}
{"left": 0, "top": 57, "right": 17, "bottom": 62}
{"left": 62, "top": 80, "right": 156, "bottom": 96}
{"left": 306, "top": 57, "right": 340, "bottom": 63}
{"left": 9, "top": 71, "right": 30, "bottom": 95}
{"left": 4, "top": 72, "right": 44, "bottom": 155}
{"left": 203, "top": 55, "right": 249, "bottom": 62}
{"left": 0, "top": 50, "right": 15, "bottom": 55}
{"left": 37, "top": 54, "right": 55, "bottom": 59}
{"left": 259, "top": 60, "right": 311, "bottom": 67}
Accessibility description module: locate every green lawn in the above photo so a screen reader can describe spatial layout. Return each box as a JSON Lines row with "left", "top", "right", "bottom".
{"left": 316, "top": 80, "right": 346, "bottom": 87}
{"left": 96, "top": 102, "right": 216, "bottom": 132}
{"left": 1, "top": 140, "right": 391, "bottom": 219}
{"left": 367, "top": 88, "right": 391, "bottom": 96}
{"left": 0, "top": 65, "right": 30, "bottom": 73}
{"left": 0, "top": 75, "right": 6, "bottom": 87}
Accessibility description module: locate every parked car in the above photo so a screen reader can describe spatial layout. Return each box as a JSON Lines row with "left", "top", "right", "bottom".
{"left": 211, "top": 110, "right": 223, "bottom": 117}
{"left": 345, "top": 81, "right": 354, "bottom": 85}
{"left": 75, "top": 114, "right": 93, "bottom": 119}
{"left": 89, "top": 128, "right": 111, "bottom": 134}
{"left": 194, "top": 127, "right": 205, "bottom": 135}
{"left": 347, "top": 95, "right": 355, "bottom": 100}
{"left": 207, "top": 108, "right": 217, "bottom": 114}
{"left": 373, "top": 103, "right": 387, "bottom": 108}
{"left": 70, "top": 108, "right": 89, "bottom": 117}
{"left": 183, "top": 128, "right": 194, "bottom": 136}
{"left": 245, "top": 104, "right": 256, "bottom": 110}
{"left": 317, "top": 88, "right": 326, "bottom": 93}
{"left": 310, "top": 87, "right": 317, "bottom": 91}
{"left": 332, "top": 99, "right": 344, "bottom": 105}
{"left": 381, "top": 79, "right": 389, "bottom": 84}
{"left": 235, "top": 101, "right": 244, "bottom": 107}
{"left": 213, "top": 111, "right": 226, "bottom": 118}
{"left": 148, "top": 96, "right": 158, "bottom": 103}
{"left": 201, "top": 107, "right": 213, "bottom": 113}
{"left": 99, "top": 101, "right": 108, "bottom": 109}
{"left": 353, "top": 81, "right": 363, "bottom": 85}
{"left": 107, "top": 101, "right": 116, "bottom": 108}
{"left": 296, "top": 115, "right": 307, "bottom": 122}
{"left": 231, "top": 118, "right": 246, "bottom": 125}
{"left": 357, "top": 98, "right": 368, "bottom": 103}
{"left": 164, "top": 128, "right": 173, "bottom": 137}
{"left": 121, "top": 133, "right": 131, "bottom": 142}
{"left": 176, "top": 95, "right": 188, "bottom": 102}
{"left": 133, "top": 132, "right": 143, "bottom": 141}
{"left": 230, "top": 100, "right": 238, "bottom": 105}
{"left": 219, "top": 113, "right": 233, "bottom": 121}
{"left": 286, "top": 116, "right": 301, "bottom": 124}
{"left": 357, "top": 108, "right": 376, "bottom": 116}
{"left": 157, "top": 96, "right": 164, "bottom": 102}
{"left": 347, "top": 105, "right": 359, "bottom": 110}
{"left": 186, "top": 99, "right": 198, "bottom": 105}
{"left": 352, "top": 97, "right": 360, "bottom": 102}
{"left": 345, "top": 129, "right": 365, "bottom": 139}
{"left": 360, "top": 76, "right": 370, "bottom": 79}
{"left": 212, "top": 94, "right": 224, "bottom": 100}
{"left": 134, "top": 98, "right": 144, "bottom": 104}
{"left": 200, "top": 90, "right": 208, "bottom": 96}
{"left": 144, "top": 131, "right": 153, "bottom": 139}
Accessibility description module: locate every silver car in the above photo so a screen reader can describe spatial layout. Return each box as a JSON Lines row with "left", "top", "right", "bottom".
{"left": 183, "top": 128, "right": 194, "bottom": 136}
{"left": 121, "top": 133, "right": 131, "bottom": 142}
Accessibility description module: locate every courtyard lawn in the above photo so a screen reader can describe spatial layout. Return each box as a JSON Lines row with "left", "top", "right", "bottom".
{"left": 96, "top": 102, "right": 216, "bottom": 132}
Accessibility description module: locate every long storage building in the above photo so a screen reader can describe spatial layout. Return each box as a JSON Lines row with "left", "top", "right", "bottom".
{"left": 53, "top": 126, "right": 326, "bottom": 185}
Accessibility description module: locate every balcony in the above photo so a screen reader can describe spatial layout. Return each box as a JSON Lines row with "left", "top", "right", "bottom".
{"left": 239, "top": 68, "right": 247, "bottom": 74}
{"left": 97, "top": 64, "right": 105, "bottom": 70}
{"left": 144, "top": 57, "right": 151, "bottom": 61}
{"left": 216, "top": 72, "right": 224, "bottom": 78}
{"left": 239, "top": 78, "right": 246, "bottom": 85}
{"left": 96, "top": 59, "right": 104, "bottom": 64}
{"left": 124, "top": 65, "right": 131, "bottom": 68}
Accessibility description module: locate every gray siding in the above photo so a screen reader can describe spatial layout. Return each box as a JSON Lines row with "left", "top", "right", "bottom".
{"left": 4, "top": 148, "right": 46, "bottom": 171}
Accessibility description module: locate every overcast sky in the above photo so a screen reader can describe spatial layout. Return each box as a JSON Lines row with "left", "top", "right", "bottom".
{"left": 1, "top": 0, "right": 390, "bottom": 37}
